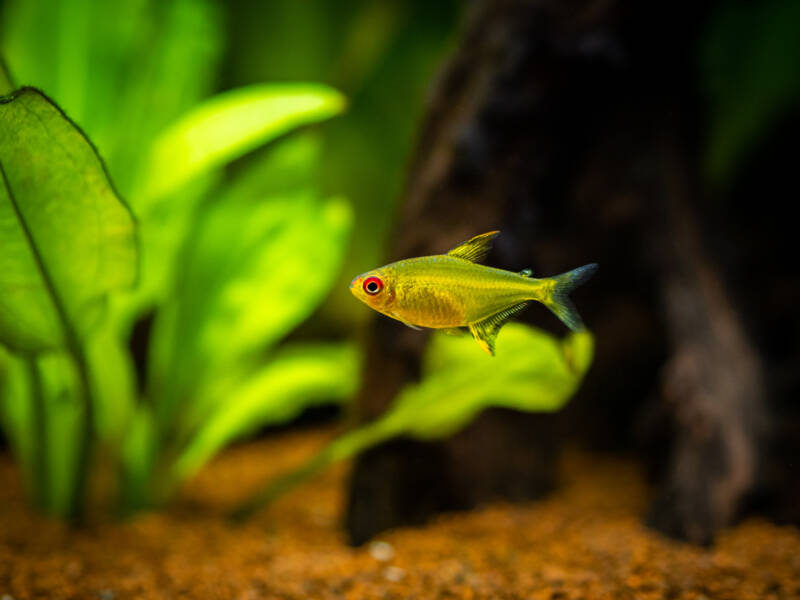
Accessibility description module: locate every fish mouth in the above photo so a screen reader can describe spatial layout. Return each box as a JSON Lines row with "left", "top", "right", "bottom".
{"left": 349, "top": 276, "right": 361, "bottom": 294}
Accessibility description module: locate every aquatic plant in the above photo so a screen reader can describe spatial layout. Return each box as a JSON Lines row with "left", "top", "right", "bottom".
{"left": 234, "top": 324, "right": 593, "bottom": 518}
{"left": 1, "top": 0, "right": 593, "bottom": 524}
{"left": 0, "top": 0, "right": 357, "bottom": 519}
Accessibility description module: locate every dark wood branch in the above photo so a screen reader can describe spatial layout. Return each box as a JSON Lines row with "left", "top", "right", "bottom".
{"left": 344, "top": 0, "right": 783, "bottom": 545}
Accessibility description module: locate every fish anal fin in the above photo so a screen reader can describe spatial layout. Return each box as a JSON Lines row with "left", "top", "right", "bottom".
{"left": 468, "top": 301, "right": 531, "bottom": 356}
{"left": 468, "top": 321, "right": 497, "bottom": 356}
{"left": 447, "top": 231, "right": 500, "bottom": 263}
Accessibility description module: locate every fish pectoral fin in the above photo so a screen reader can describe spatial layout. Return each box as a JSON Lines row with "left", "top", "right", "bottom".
{"left": 387, "top": 311, "right": 424, "bottom": 330}
{"left": 468, "top": 302, "right": 531, "bottom": 356}
{"left": 447, "top": 231, "right": 500, "bottom": 263}
{"left": 440, "top": 327, "right": 467, "bottom": 337}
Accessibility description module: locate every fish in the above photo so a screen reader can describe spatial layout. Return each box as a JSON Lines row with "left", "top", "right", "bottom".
{"left": 349, "top": 231, "right": 598, "bottom": 355}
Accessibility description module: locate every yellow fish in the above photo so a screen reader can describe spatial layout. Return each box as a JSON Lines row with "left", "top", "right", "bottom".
{"left": 350, "top": 231, "right": 598, "bottom": 355}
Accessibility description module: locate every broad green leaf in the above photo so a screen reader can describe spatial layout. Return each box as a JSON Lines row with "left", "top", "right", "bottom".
{"left": 223, "top": 132, "right": 325, "bottom": 202}
{"left": 233, "top": 325, "right": 593, "bottom": 516}
{"left": 193, "top": 195, "right": 351, "bottom": 362}
{"left": 141, "top": 83, "right": 347, "bottom": 201}
{"left": 0, "top": 89, "right": 137, "bottom": 353}
{"left": 149, "top": 191, "right": 351, "bottom": 420}
{"left": 390, "top": 326, "right": 593, "bottom": 438}
{"left": 703, "top": 0, "right": 800, "bottom": 183}
{"left": 116, "top": 86, "right": 345, "bottom": 324}
{"left": 0, "top": 58, "right": 13, "bottom": 94}
{"left": 111, "top": 173, "right": 219, "bottom": 332}
{"left": 1, "top": 0, "right": 224, "bottom": 336}
{"left": 105, "top": 0, "right": 224, "bottom": 197}
{"left": 148, "top": 132, "right": 351, "bottom": 420}
{"left": 1, "top": 0, "right": 224, "bottom": 196}
{"left": 118, "top": 133, "right": 323, "bottom": 324}
{"left": 173, "top": 343, "right": 359, "bottom": 482}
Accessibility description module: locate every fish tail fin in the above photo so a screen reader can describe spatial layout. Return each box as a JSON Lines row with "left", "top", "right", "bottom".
{"left": 542, "top": 263, "right": 598, "bottom": 331}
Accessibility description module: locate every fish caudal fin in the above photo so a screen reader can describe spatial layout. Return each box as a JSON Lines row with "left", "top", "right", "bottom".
{"left": 543, "top": 263, "right": 598, "bottom": 332}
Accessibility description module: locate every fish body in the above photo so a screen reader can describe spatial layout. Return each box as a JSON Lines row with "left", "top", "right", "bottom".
{"left": 359, "top": 255, "right": 551, "bottom": 328}
{"left": 350, "top": 231, "right": 597, "bottom": 355}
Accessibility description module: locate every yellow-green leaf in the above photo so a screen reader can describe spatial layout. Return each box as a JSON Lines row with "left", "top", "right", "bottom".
{"left": 233, "top": 324, "right": 594, "bottom": 516}
{"left": 173, "top": 343, "right": 359, "bottom": 482}
{"left": 0, "top": 88, "right": 137, "bottom": 353}
{"left": 141, "top": 83, "right": 346, "bottom": 201}
{"left": 148, "top": 180, "right": 351, "bottom": 420}
{"left": 0, "top": 58, "right": 13, "bottom": 95}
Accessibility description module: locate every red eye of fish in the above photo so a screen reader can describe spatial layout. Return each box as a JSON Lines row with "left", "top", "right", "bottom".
{"left": 363, "top": 276, "right": 383, "bottom": 295}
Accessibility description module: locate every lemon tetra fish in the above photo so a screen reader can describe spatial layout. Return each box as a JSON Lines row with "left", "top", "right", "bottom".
{"left": 350, "top": 231, "right": 598, "bottom": 355}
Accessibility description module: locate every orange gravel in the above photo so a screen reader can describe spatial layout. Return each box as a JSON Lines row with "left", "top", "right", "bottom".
{"left": 1, "top": 426, "right": 799, "bottom": 599}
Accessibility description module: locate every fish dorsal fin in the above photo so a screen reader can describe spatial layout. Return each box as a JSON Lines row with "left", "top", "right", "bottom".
{"left": 468, "top": 301, "right": 530, "bottom": 356}
{"left": 519, "top": 269, "right": 533, "bottom": 277}
{"left": 447, "top": 231, "right": 500, "bottom": 263}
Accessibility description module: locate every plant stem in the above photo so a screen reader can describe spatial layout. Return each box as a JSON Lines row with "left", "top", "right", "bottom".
{"left": 26, "top": 357, "right": 48, "bottom": 510}
{"left": 229, "top": 421, "right": 395, "bottom": 522}
{"left": 68, "top": 341, "right": 95, "bottom": 524}
{"left": 0, "top": 162, "right": 96, "bottom": 524}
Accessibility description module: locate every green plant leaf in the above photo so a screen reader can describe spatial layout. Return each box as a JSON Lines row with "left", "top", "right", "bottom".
{"left": 85, "top": 324, "right": 137, "bottom": 442}
{"left": 130, "top": 133, "right": 352, "bottom": 507}
{"left": 400, "top": 325, "right": 593, "bottom": 437}
{"left": 346, "top": 324, "right": 593, "bottom": 441}
{"left": 1, "top": 0, "right": 224, "bottom": 197}
{"left": 0, "top": 348, "right": 84, "bottom": 516}
{"left": 148, "top": 154, "right": 352, "bottom": 421}
{"left": 141, "top": 83, "right": 347, "bottom": 202}
{"left": 150, "top": 192, "right": 352, "bottom": 421}
{"left": 703, "top": 0, "right": 800, "bottom": 183}
{"left": 173, "top": 342, "right": 359, "bottom": 482}
{"left": 1, "top": 0, "right": 224, "bottom": 339}
{"left": 233, "top": 325, "right": 593, "bottom": 517}
{"left": 0, "top": 88, "right": 138, "bottom": 353}
{"left": 118, "top": 133, "right": 326, "bottom": 326}
{"left": 195, "top": 195, "right": 351, "bottom": 361}
{"left": 34, "top": 352, "right": 83, "bottom": 516}
{"left": 104, "top": 0, "right": 224, "bottom": 197}
{"left": 0, "top": 58, "right": 13, "bottom": 94}
{"left": 119, "top": 406, "right": 158, "bottom": 512}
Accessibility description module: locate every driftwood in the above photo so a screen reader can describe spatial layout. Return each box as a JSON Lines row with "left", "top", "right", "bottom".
{"left": 345, "top": 0, "right": 796, "bottom": 546}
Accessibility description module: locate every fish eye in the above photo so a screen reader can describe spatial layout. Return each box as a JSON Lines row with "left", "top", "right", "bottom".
{"left": 363, "top": 276, "right": 383, "bottom": 295}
